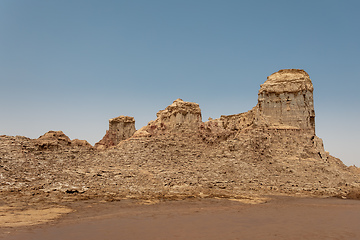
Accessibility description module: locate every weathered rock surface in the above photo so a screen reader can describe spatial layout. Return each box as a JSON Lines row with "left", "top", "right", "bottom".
{"left": 199, "top": 69, "right": 325, "bottom": 164}
{"left": 258, "top": 69, "right": 315, "bottom": 132}
{"left": 133, "top": 99, "right": 202, "bottom": 137}
{"left": 1, "top": 69, "right": 359, "bottom": 208}
{"left": 95, "top": 116, "right": 136, "bottom": 149}
{"left": 34, "top": 131, "right": 92, "bottom": 150}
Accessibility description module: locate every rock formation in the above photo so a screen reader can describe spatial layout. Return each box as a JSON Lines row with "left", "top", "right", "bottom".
{"left": 95, "top": 70, "right": 335, "bottom": 162}
{"left": 197, "top": 69, "right": 327, "bottom": 162}
{"left": 35, "top": 130, "right": 92, "bottom": 150}
{"left": 1, "top": 69, "right": 359, "bottom": 209}
{"left": 95, "top": 116, "right": 136, "bottom": 149}
{"left": 202, "top": 69, "right": 313, "bottom": 130}
{"left": 258, "top": 69, "right": 315, "bottom": 132}
{"left": 133, "top": 98, "right": 202, "bottom": 137}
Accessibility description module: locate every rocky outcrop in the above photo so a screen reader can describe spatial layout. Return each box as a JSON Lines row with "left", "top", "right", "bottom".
{"left": 197, "top": 69, "right": 325, "bottom": 162}
{"left": 133, "top": 99, "right": 202, "bottom": 137}
{"left": 203, "top": 69, "right": 314, "bottom": 132}
{"left": 96, "top": 69, "right": 327, "bottom": 162}
{"left": 258, "top": 69, "right": 315, "bottom": 132}
{"left": 35, "top": 131, "right": 92, "bottom": 150}
{"left": 2, "top": 69, "right": 359, "bottom": 208}
{"left": 95, "top": 116, "right": 136, "bottom": 149}
{"left": 110, "top": 70, "right": 326, "bottom": 162}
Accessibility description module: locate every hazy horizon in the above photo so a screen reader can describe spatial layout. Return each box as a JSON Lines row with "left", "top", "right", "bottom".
{"left": 1, "top": 1, "right": 359, "bottom": 167}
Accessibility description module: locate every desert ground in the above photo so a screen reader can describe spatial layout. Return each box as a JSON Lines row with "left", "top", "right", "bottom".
{"left": 1, "top": 195, "right": 360, "bottom": 240}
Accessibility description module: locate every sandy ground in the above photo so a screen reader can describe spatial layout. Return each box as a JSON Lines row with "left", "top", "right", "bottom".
{"left": 1, "top": 196, "right": 360, "bottom": 240}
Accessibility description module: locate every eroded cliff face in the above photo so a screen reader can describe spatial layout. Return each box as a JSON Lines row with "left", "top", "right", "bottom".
{"left": 258, "top": 69, "right": 315, "bottom": 133}
{"left": 95, "top": 116, "right": 136, "bottom": 149}
{"left": 133, "top": 99, "right": 202, "bottom": 138}
{"left": 93, "top": 69, "right": 329, "bottom": 162}
{"left": 94, "top": 70, "right": 326, "bottom": 162}
{"left": 198, "top": 69, "right": 324, "bottom": 162}
{"left": 156, "top": 98, "right": 202, "bottom": 129}
{"left": 1, "top": 69, "right": 359, "bottom": 207}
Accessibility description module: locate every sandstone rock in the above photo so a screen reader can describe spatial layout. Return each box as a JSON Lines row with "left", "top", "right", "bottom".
{"left": 199, "top": 69, "right": 321, "bottom": 162}
{"left": 200, "top": 70, "right": 315, "bottom": 137}
{"left": 109, "top": 116, "right": 136, "bottom": 141}
{"left": 199, "top": 107, "right": 257, "bottom": 144}
{"left": 35, "top": 131, "right": 71, "bottom": 150}
{"left": 72, "top": 139, "right": 93, "bottom": 148}
{"left": 95, "top": 116, "right": 136, "bottom": 149}
{"left": 132, "top": 126, "right": 152, "bottom": 138}
{"left": 133, "top": 99, "right": 202, "bottom": 137}
{"left": 1, "top": 69, "right": 359, "bottom": 207}
{"left": 257, "top": 69, "right": 315, "bottom": 132}
{"left": 38, "top": 130, "right": 71, "bottom": 143}
{"left": 34, "top": 131, "right": 92, "bottom": 150}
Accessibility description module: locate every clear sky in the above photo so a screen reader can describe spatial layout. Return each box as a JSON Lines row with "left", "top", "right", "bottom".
{"left": 1, "top": 0, "right": 359, "bottom": 167}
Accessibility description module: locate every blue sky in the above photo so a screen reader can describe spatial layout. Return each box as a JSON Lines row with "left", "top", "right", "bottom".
{"left": 1, "top": 0, "right": 359, "bottom": 166}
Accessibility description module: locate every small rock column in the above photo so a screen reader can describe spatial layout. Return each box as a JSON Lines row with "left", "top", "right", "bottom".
{"left": 95, "top": 115, "right": 136, "bottom": 149}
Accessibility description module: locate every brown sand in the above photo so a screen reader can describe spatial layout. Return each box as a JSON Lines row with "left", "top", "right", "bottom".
{"left": 1, "top": 196, "right": 360, "bottom": 240}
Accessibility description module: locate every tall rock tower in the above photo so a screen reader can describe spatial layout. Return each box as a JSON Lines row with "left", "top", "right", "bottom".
{"left": 257, "top": 69, "right": 315, "bottom": 134}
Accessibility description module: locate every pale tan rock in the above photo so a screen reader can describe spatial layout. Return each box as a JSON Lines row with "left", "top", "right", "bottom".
{"left": 156, "top": 98, "right": 202, "bottom": 129}
{"left": 95, "top": 116, "right": 136, "bottom": 149}
{"left": 72, "top": 139, "right": 93, "bottom": 148}
{"left": 133, "top": 99, "right": 202, "bottom": 137}
{"left": 132, "top": 126, "right": 152, "bottom": 138}
{"left": 35, "top": 131, "right": 71, "bottom": 150}
{"left": 35, "top": 131, "right": 92, "bottom": 150}
{"left": 1, "top": 68, "right": 359, "bottom": 208}
{"left": 257, "top": 69, "right": 315, "bottom": 132}
{"left": 200, "top": 69, "right": 321, "bottom": 162}
{"left": 37, "top": 130, "right": 71, "bottom": 143}
{"left": 109, "top": 116, "right": 136, "bottom": 143}
{"left": 259, "top": 69, "right": 313, "bottom": 93}
{"left": 201, "top": 70, "right": 316, "bottom": 135}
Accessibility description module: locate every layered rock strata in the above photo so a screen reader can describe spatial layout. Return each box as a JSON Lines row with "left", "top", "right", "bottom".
{"left": 1, "top": 69, "right": 359, "bottom": 208}
{"left": 94, "top": 70, "right": 331, "bottom": 161}
{"left": 35, "top": 130, "right": 92, "bottom": 150}
{"left": 258, "top": 69, "right": 315, "bottom": 133}
{"left": 133, "top": 99, "right": 202, "bottom": 137}
{"left": 199, "top": 69, "right": 325, "bottom": 161}
{"left": 95, "top": 116, "right": 136, "bottom": 149}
